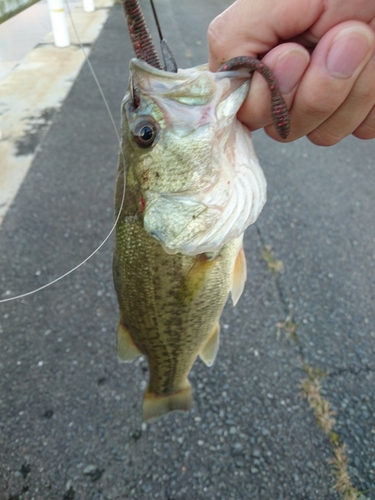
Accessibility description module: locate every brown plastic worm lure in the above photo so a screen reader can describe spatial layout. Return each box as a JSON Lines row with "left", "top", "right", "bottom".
{"left": 218, "top": 56, "right": 290, "bottom": 139}
{"left": 122, "top": 0, "right": 162, "bottom": 69}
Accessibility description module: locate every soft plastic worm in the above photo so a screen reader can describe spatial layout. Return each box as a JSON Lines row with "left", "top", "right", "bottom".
{"left": 218, "top": 56, "right": 290, "bottom": 139}
{"left": 122, "top": 0, "right": 162, "bottom": 69}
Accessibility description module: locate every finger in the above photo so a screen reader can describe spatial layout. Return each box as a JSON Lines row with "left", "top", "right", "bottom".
{"left": 353, "top": 105, "right": 375, "bottom": 140}
{"left": 236, "top": 44, "right": 310, "bottom": 132}
{"left": 308, "top": 52, "right": 375, "bottom": 145}
{"left": 309, "top": 0, "right": 375, "bottom": 38}
{"left": 264, "top": 22, "right": 375, "bottom": 142}
{"left": 352, "top": 10, "right": 375, "bottom": 140}
{"left": 208, "top": 0, "right": 323, "bottom": 71}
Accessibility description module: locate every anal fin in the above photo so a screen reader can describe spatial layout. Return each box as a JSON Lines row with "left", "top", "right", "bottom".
{"left": 231, "top": 246, "right": 247, "bottom": 306}
{"left": 199, "top": 322, "right": 220, "bottom": 367}
{"left": 142, "top": 383, "right": 192, "bottom": 422}
{"left": 117, "top": 322, "right": 142, "bottom": 363}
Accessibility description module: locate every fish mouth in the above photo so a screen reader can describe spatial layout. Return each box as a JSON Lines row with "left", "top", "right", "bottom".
{"left": 131, "top": 58, "right": 173, "bottom": 75}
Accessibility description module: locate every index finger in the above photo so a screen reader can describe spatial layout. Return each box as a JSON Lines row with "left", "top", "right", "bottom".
{"left": 208, "top": 0, "right": 324, "bottom": 70}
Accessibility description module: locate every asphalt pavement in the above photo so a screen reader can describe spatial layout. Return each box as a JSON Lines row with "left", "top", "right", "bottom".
{"left": 0, "top": 1, "right": 375, "bottom": 499}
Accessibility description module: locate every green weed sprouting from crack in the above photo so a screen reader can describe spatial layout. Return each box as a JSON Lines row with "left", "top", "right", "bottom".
{"left": 262, "top": 243, "right": 364, "bottom": 500}
{"left": 261, "top": 245, "right": 283, "bottom": 274}
{"left": 300, "top": 373, "right": 336, "bottom": 434}
{"left": 300, "top": 364, "right": 363, "bottom": 499}
{"left": 330, "top": 445, "right": 364, "bottom": 500}
{"left": 277, "top": 315, "right": 298, "bottom": 341}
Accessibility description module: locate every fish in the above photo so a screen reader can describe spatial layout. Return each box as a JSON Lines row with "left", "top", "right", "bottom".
{"left": 113, "top": 0, "right": 289, "bottom": 421}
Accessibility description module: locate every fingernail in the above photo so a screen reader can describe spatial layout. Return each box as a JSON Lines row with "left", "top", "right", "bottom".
{"left": 274, "top": 48, "right": 310, "bottom": 94}
{"left": 326, "top": 27, "right": 373, "bottom": 78}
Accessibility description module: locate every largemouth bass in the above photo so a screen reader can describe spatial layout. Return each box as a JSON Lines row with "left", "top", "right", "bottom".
{"left": 114, "top": 0, "right": 289, "bottom": 422}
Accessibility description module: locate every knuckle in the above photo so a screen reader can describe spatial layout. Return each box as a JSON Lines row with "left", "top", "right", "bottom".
{"left": 207, "top": 14, "right": 227, "bottom": 57}
{"left": 357, "top": 84, "right": 375, "bottom": 102}
{"left": 299, "top": 82, "right": 352, "bottom": 120}
{"left": 300, "top": 96, "right": 336, "bottom": 121}
{"left": 207, "top": 21, "right": 220, "bottom": 51}
{"left": 350, "top": 77, "right": 375, "bottom": 106}
{"left": 307, "top": 128, "right": 343, "bottom": 147}
{"left": 353, "top": 123, "right": 375, "bottom": 140}
{"left": 353, "top": 106, "right": 375, "bottom": 139}
{"left": 357, "top": 60, "right": 375, "bottom": 101}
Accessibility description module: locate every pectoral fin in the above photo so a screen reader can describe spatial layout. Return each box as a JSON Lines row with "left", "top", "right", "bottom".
{"left": 199, "top": 322, "right": 220, "bottom": 367}
{"left": 178, "top": 253, "right": 217, "bottom": 305}
{"left": 231, "top": 246, "right": 247, "bottom": 306}
{"left": 142, "top": 383, "right": 192, "bottom": 422}
{"left": 117, "top": 322, "right": 142, "bottom": 363}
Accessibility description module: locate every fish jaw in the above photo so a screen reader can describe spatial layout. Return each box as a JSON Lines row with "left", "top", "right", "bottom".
{"left": 122, "top": 59, "right": 266, "bottom": 256}
{"left": 144, "top": 119, "right": 266, "bottom": 255}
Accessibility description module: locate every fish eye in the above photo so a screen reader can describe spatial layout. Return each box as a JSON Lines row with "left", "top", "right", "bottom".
{"left": 132, "top": 120, "right": 157, "bottom": 148}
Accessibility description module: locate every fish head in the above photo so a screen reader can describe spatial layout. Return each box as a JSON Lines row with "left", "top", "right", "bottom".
{"left": 123, "top": 59, "right": 248, "bottom": 190}
{"left": 122, "top": 58, "right": 266, "bottom": 255}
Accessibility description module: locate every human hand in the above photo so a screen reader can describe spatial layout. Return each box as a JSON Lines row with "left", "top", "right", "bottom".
{"left": 208, "top": 0, "right": 375, "bottom": 145}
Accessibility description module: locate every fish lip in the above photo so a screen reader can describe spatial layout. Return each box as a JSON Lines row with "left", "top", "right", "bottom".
{"left": 129, "top": 57, "right": 186, "bottom": 77}
{"left": 129, "top": 58, "right": 251, "bottom": 79}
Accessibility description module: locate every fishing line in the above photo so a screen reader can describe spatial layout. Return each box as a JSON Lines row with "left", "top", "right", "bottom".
{"left": 0, "top": 1, "right": 127, "bottom": 304}
{"left": 149, "top": 0, "right": 177, "bottom": 72}
{"left": 149, "top": 0, "right": 163, "bottom": 41}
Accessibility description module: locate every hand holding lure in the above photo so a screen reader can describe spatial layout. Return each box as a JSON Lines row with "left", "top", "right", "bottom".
{"left": 114, "top": 0, "right": 290, "bottom": 421}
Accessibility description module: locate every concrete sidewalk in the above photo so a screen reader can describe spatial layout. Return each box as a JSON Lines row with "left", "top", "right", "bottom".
{"left": 0, "top": 0, "right": 374, "bottom": 499}
{"left": 0, "top": 0, "right": 114, "bottom": 225}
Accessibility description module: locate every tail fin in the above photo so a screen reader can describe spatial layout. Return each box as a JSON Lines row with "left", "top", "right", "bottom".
{"left": 142, "top": 384, "right": 192, "bottom": 422}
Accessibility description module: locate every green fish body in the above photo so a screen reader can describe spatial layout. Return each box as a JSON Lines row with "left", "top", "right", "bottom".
{"left": 113, "top": 59, "right": 266, "bottom": 421}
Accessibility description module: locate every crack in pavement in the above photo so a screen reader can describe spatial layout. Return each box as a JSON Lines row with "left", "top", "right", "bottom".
{"left": 255, "top": 223, "right": 364, "bottom": 500}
